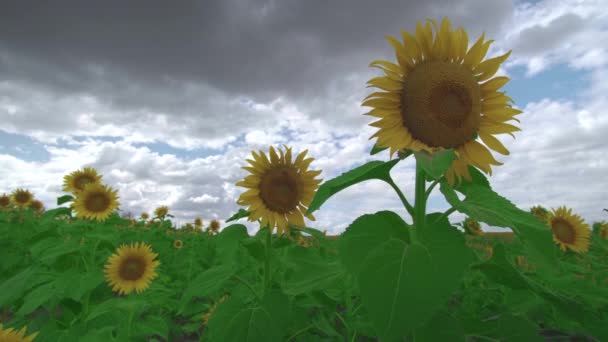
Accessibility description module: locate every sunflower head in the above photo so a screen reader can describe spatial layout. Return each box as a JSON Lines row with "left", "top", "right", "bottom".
{"left": 10, "top": 188, "right": 34, "bottom": 208}
{"left": 71, "top": 183, "right": 120, "bottom": 222}
{"left": 140, "top": 212, "right": 150, "bottom": 220}
{"left": 209, "top": 219, "right": 221, "bottom": 233}
{"left": 0, "top": 323, "right": 39, "bottom": 342}
{"left": 28, "top": 199, "right": 45, "bottom": 213}
{"left": 530, "top": 205, "right": 550, "bottom": 222}
{"left": 595, "top": 221, "right": 608, "bottom": 240}
{"left": 154, "top": 205, "right": 169, "bottom": 218}
{"left": 364, "top": 17, "right": 521, "bottom": 187}
{"left": 173, "top": 239, "right": 183, "bottom": 249}
{"left": 194, "top": 217, "right": 203, "bottom": 227}
{"left": 0, "top": 193, "right": 12, "bottom": 208}
{"left": 104, "top": 242, "right": 160, "bottom": 296}
{"left": 63, "top": 167, "right": 103, "bottom": 194}
{"left": 462, "top": 216, "right": 483, "bottom": 235}
{"left": 546, "top": 206, "right": 591, "bottom": 253}
{"left": 236, "top": 145, "right": 323, "bottom": 236}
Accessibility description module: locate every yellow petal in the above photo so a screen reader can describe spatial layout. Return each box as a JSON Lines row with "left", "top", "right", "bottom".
{"left": 287, "top": 210, "right": 305, "bottom": 227}
{"left": 401, "top": 30, "right": 422, "bottom": 62}
{"left": 366, "top": 76, "right": 403, "bottom": 92}
{"left": 463, "top": 33, "right": 486, "bottom": 69}
{"left": 479, "top": 121, "right": 521, "bottom": 139}
{"left": 482, "top": 94, "right": 514, "bottom": 106}
{"left": 294, "top": 149, "right": 309, "bottom": 165}
{"left": 369, "top": 59, "right": 402, "bottom": 75}
{"left": 480, "top": 76, "right": 510, "bottom": 93}
{"left": 458, "top": 28, "right": 468, "bottom": 62}
{"left": 385, "top": 35, "right": 415, "bottom": 70}
{"left": 474, "top": 50, "right": 512, "bottom": 82}
{"left": 269, "top": 146, "right": 280, "bottom": 164}
{"left": 478, "top": 132, "right": 510, "bottom": 155}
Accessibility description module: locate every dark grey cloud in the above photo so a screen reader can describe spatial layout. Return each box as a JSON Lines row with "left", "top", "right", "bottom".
{"left": 511, "top": 13, "right": 588, "bottom": 56}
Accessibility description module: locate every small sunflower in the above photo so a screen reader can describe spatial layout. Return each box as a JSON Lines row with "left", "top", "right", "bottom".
{"left": 236, "top": 145, "right": 323, "bottom": 235}
{"left": 140, "top": 212, "right": 149, "bottom": 220}
{"left": 596, "top": 221, "right": 608, "bottom": 240}
{"left": 194, "top": 217, "right": 203, "bottom": 228}
{"left": 154, "top": 205, "right": 169, "bottom": 218}
{"left": 173, "top": 239, "right": 183, "bottom": 249}
{"left": 462, "top": 216, "right": 483, "bottom": 235}
{"left": 364, "top": 17, "right": 521, "bottom": 186}
{"left": 209, "top": 219, "right": 221, "bottom": 233}
{"left": 28, "top": 199, "right": 45, "bottom": 213}
{"left": 0, "top": 193, "right": 12, "bottom": 209}
{"left": 104, "top": 242, "right": 160, "bottom": 296}
{"left": 0, "top": 323, "right": 38, "bottom": 342}
{"left": 62, "top": 167, "right": 103, "bottom": 194}
{"left": 546, "top": 206, "right": 591, "bottom": 253}
{"left": 71, "top": 183, "right": 120, "bottom": 222}
{"left": 10, "top": 188, "right": 34, "bottom": 208}
{"left": 530, "top": 205, "right": 550, "bottom": 222}
{"left": 202, "top": 295, "right": 228, "bottom": 326}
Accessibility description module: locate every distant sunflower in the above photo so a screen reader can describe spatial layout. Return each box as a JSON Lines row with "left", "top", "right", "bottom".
{"left": 140, "top": 212, "right": 149, "bottom": 220}
{"left": 62, "top": 167, "right": 103, "bottom": 194}
{"left": 194, "top": 217, "right": 203, "bottom": 228}
{"left": 0, "top": 193, "right": 11, "bottom": 208}
{"left": 29, "top": 199, "right": 45, "bottom": 213}
{"left": 10, "top": 188, "right": 34, "bottom": 208}
{"left": 173, "top": 239, "right": 183, "bottom": 249}
{"left": 463, "top": 217, "right": 483, "bottom": 235}
{"left": 530, "top": 205, "right": 550, "bottom": 222}
{"left": 596, "top": 221, "right": 608, "bottom": 240}
{"left": 546, "top": 206, "right": 591, "bottom": 253}
{"left": 104, "top": 242, "right": 160, "bottom": 296}
{"left": 209, "top": 219, "right": 221, "bottom": 233}
{"left": 71, "top": 183, "right": 120, "bottom": 222}
{"left": 154, "top": 206, "right": 169, "bottom": 218}
{"left": 363, "top": 17, "right": 521, "bottom": 186}
{"left": 236, "top": 145, "right": 323, "bottom": 235}
{"left": 0, "top": 323, "right": 38, "bottom": 342}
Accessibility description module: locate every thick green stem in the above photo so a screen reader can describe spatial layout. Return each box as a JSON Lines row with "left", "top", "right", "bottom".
{"left": 424, "top": 179, "right": 440, "bottom": 201}
{"left": 413, "top": 162, "right": 427, "bottom": 240}
{"left": 387, "top": 179, "right": 415, "bottom": 219}
{"left": 264, "top": 225, "right": 272, "bottom": 295}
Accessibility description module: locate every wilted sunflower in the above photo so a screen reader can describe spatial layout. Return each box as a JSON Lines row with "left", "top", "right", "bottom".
{"left": 462, "top": 216, "right": 483, "bottom": 235}
{"left": 530, "top": 205, "right": 550, "bottom": 222}
{"left": 209, "top": 219, "right": 221, "bottom": 233}
{"left": 364, "top": 17, "right": 521, "bottom": 186}
{"left": 0, "top": 323, "right": 39, "bottom": 342}
{"left": 546, "top": 206, "right": 591, "bottom": 253}
{"left": 62, "top": 167, "right": 103, "bottom": 194}
{"left": 104, "top": 242, "right": 160, "bottom": 296}
{"left": 10, "top": 188, "right": 34, "bottom": 208}
{"left": 71, "top": 183, "right": 120, "bottom": 222}
{"left": 154, "top": 205, "right": 169, "bottom": 218}
{"left": 0, "top": 193, "right": 11, "bottom": 208}
{"left": 173, "top": 239, "right": 183, "bottom": 249}
{"left": 236, "top": 145, "right": 323, "bottom": 235}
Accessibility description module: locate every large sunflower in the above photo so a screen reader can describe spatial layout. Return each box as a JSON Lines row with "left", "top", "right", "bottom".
{"left": 236, "top": 145, "right": 323, "bottom": 235}
{"left": 104, "top": 242, "right": 160, "bottom": 296}
{"left": 71, "top": 183, "right": 120, "bottom": 222}
{"left": 363, "top": 17, "right": 521, "bottom": 186}
{"left": 62, "top": 167, "right": 103, "bottom": 194}
{"left": 546, "top": 206, "right": 591, "bottom": 253}
{"left": 0, "top": 323, "right": 38, "bottom": 342}
{"left": 10, "top": 188, "right": 34, "bottom": 208}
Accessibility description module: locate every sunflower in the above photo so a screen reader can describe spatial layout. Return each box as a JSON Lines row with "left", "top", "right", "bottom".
{"left": 202, "top": 295, "right": 228, "bottom": 326}
{"left": 154, "top": 205, "right": 169, "bottom": 218}
{"left": 10, "top": 188, "right": 34, "bottom": 208}
{"left": 173, "top": 239, "right": 183, "bottom": 249}
{"left": 462, "top": 216, "right": 483, "bottom": 235}
{"left": 596, "top": 221, "right": 608, "bottom": 240}
{"left": 546, "top": 206, "right": 591, "bottom": 253}
{"left": 0, "top": 193, "right": 12, "bottom": 209}
{"left": 71, "top": 183, "right": 120, "bottom": 222}
{"left": 363, "top": 17, "right": 521, "bottom": 186}
{"left": 0, "top": 323, "right": 39, "bottom": 342}
{"left": 209, "top": 219, "right": 221, "bottom": 233}
{"left": 104, "top": 242, "right": 160, "bottom": 296}
{"left": 140, "top": 212, "right": 149, "bottom": 220}
{"left": 62, "top": 167, "right": 103, "bottom": 194}
{"left": 28, "top": 199, "right": 45, "bottom": 213}
{"left": 194, "top": 217, "right": 203, "bottom": 228}
{"left": 530, "top": 205, "right": 550, "bottom": 222}
{"left": 236, "top": 145, "right": 323, "bottom": 235}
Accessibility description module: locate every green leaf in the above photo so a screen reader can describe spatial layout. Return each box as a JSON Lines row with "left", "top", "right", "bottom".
{"left": 132, "top": 315, "right": 170, "bottom": 340}
{"left": 214, "top": 224, "right": 250, "bottom": 262}
{"left": 282, "top": 246, "right": 344, "bottom": 295}
{"left": 54, "top": 270, "right": 105, "bottom": 302}
{"left": 472, "top": 244, "right": 532, "bottom": 290}
{"left": 453, "top": 165, "right": 491, "bottom": 192}
{"left": 16, "top": 282, "right": 56, "bottom": 316}
{"left": 438, "top": 180, "right": 559, "bottom": 271}
{"left": 370, "top": 143, "right": 388, "bottom": 155}
{"left": 338, "top": 211, "right": 410, "bottom": 276}
{"left": 358, "top": 213, "right": 474, "bottom": 340}
{"left": 30, "top": 237, "right": 82, "bottom": 265}
{"left": 306, "top": 159, "right": 401, "bottom": 215}
{"left": 177, "top": 264, "right": 236, "bottom": 315}
{"left": 414, "top": 149, "right": 455, "bottom": 180}
{"left": 57, "top": 195, "right": 74, "bottom": 205}
{"left": 414, "top": 310, "right": 465, "bottom": 342}
{"left": 0, "top": 267, "right": 55, "bottom": 307}
{"left": 226, "top": 208, "right": 250, "bottom": 223}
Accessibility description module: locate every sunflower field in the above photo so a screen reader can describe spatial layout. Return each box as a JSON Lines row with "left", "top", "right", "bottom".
{"left": 2, "top": 17, "right": 608, "bottom": 342}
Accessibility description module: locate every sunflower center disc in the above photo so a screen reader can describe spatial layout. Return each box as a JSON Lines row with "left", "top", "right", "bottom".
{"left": 86, "top": 193, "right": 110, "bottom": 212}
{"left": 552, "top": 219, "right": 576, "bottom": 244}
{"left": 76, "top": 177, "right": 94, "bottom": 190}
{"left": 259, "top": 167, "right": 299, "bottom": 214}
{"left": 120, "top": 258, "right": 145, "bottom": 280}
{"left": 401, "top": 61, "right": 481, "bottom": 148}
{"left": 16, "top": 194, "right": 29, "bottom": 203}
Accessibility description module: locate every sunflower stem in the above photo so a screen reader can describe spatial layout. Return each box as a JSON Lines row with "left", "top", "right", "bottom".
{"left": 424, "top": 179, "right": 440, "bottom": 201}
{"left": 264, "top": 225, "right": 272, "bottom": 296}
{"left": 413, "top": 162, "right": 427, "bottom": 241}
{"left": 386, "top": 179, "right": 415, "bottom": 219}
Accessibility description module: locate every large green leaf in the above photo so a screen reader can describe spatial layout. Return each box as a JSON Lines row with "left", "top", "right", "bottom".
{"left": 471, "top": 244, "right": 533, "bottom": 290}
{"left": 357, "top": 213, "right": 474, "bottom": 340}
{"left": 177, "top": 264, "right": 236, "bottom": 315}
{"left": 370, "top": 143, "right": 388, "bottom": 155}
{"left": 413, "top": 310, "right": 465, "bottom": 342}
{"left": 414, "top": 149, "right": 455, "bottom": 180}
{"left": 306, "top": 159, "right": 401, "bottom": 215}
{"left": 439, "top": 180, "right": 558, "bottom": 270}
{"left": 338, "top": 211, "right": 410, "bottom": 276}
{"left": 226, "top": 208, "right": 250, "bottom": 223}
{"left": 281, "top": 246, "right": 344, "bottom": 295}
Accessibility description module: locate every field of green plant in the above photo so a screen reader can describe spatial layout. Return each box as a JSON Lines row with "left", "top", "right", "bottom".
{"left": 2, "top": 16, "right": 608, "bottom": 342}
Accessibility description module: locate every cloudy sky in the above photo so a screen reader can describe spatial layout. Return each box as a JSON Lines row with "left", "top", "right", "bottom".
{"left": 1, "top": 0, "right": 606, "bottom": 235}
